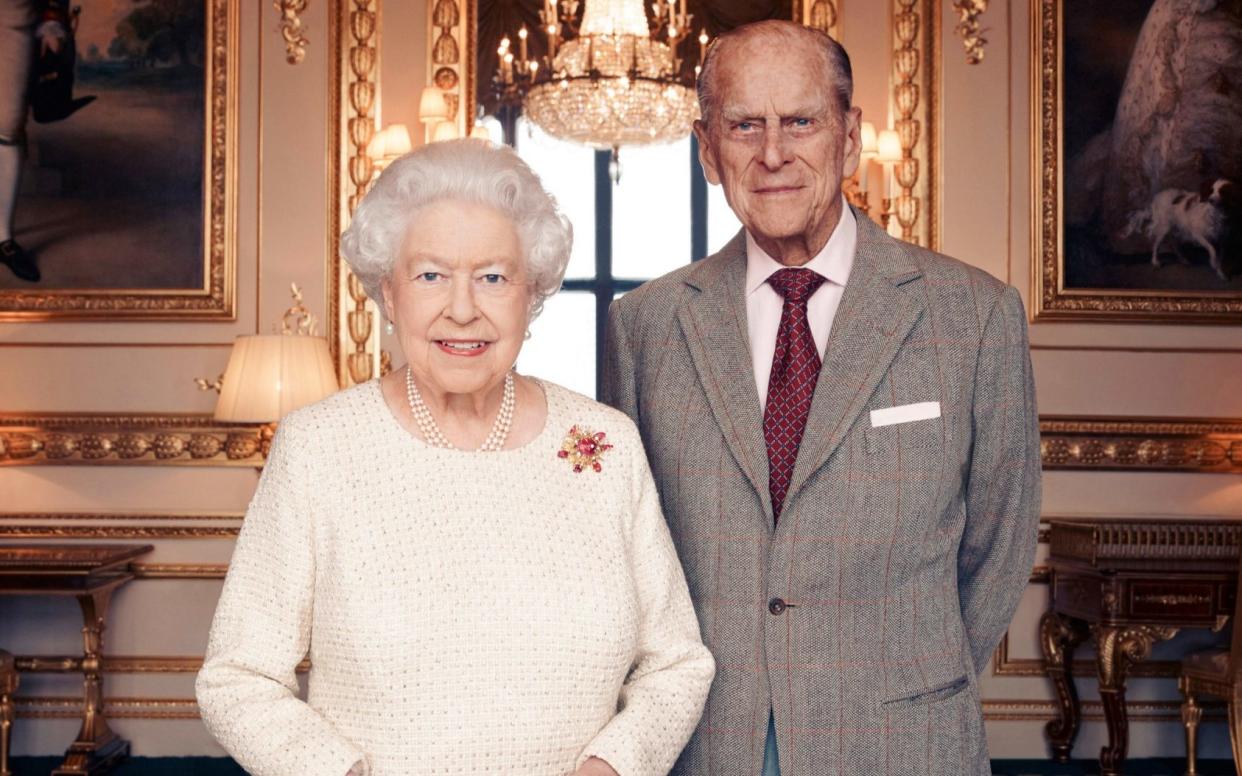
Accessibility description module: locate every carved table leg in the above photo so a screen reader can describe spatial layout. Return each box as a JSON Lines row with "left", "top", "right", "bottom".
{"left": 1040, "top": 611, "right": 1088, "bottom": 761}
{"left": 1180, "top": 677, "right": 1201, "bottom": 776}
{"left": 52, "top": 588, "right": 129, "bottom": 776}
{"left": 0, "top": 650, "right": 17, "bottom": 776}
{"left": 1094, "top": 624, "right": 1179, "bottom": 776}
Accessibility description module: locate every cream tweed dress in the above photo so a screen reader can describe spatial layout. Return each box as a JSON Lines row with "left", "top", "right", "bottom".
{"left": 196, "top": 378, "right": 715, "bottom": 776}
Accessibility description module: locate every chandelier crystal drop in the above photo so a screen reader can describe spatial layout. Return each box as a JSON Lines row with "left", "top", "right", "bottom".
{"left": 494, "top": 0, "right": 707, "bottom": 153}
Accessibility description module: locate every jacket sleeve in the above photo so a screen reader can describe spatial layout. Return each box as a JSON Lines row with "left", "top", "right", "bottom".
{"left": 196, "top": 420, "right": 367, "bottom": 776}
{"left": 602, "top": 297, "right": 640, "bottom": 424}
{"left": 958, "top": 285, "right": 1042, "bottom": 673}
{"left": 577, "top": 431, "right": 715, "bottom": 776}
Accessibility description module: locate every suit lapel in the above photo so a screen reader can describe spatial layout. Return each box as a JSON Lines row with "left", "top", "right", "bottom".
{"left": 783, "top": 212, "right": 925, "bottom": 511}
{"left": 676, "top": 233, "right": 774, "bottom": 520}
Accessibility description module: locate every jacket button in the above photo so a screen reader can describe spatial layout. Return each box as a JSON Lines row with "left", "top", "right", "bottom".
{"left": 768, "top": 597, "right": 786, "bottom": 615}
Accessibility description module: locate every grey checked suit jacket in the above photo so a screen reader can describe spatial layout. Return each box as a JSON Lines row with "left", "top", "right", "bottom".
{"left": 602, "top": 211, "right": 1041, "bottom": 776}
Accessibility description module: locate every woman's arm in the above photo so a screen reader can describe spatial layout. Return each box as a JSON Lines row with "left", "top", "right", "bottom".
{"left": 196, "top": 420, "right": 367, "bottom": 776}
{"left": 577, "top": 432, "right": 716, "bottom": 776}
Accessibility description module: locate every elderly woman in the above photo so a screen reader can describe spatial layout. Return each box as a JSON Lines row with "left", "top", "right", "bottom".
{"left": 195, "top": 139, "right": 714, "bottom": 776}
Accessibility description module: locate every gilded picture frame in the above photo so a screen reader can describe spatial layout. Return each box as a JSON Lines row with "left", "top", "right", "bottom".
{"left": 0, "top": 0, "right": 238, "bottom": 321}
{"left": 1032, "top": 0, "right": 1242, "bottom": 324}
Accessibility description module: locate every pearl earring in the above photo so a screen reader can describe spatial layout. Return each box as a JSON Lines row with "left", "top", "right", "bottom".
{"left": 384, "top": 320, "right": 395, "bottom": 336}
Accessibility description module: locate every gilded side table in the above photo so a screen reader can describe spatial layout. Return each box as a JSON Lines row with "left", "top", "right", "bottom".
{"left": 1040, "top": 519, "right": 1242, "bottom": 776}
{"left": 0, "top": 543, "right": 154, "bottom": 776}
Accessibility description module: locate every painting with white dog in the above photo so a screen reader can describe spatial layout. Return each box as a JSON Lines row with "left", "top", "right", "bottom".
{"left": 1061, "top": 0, "right": 1241, "bottom": 292}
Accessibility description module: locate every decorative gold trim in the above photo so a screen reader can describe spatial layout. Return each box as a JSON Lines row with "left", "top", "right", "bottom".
{"left": 1031, "top": 0, "right": 1242, "bottom": 324}
{"left": 15, "top": 656, "right": 307, "bottom": 675}
{"left": 0, "top": 0, "right": 238, "bottom": 320}
{"left": 132, "top": 563, "right": 228, "bottom": 579}
{"left": 795, "top": 0, "right": 841, "bottom": 40}
{"left": 0, "top": 512, "right": 243, "bottom": 521}
{"left": 333, "top": 0, "right": 382, "bottom": 387}
{"left": 952, "top": 0, "right": 989, "bottom": 64}
{"left": 0, "top": 526, "right": 238, "bottom": 539}
{"left": 980, "top": 699, "right": 1223, "bottom": 723}
{"left": 275, "top": 0, "right": 311, "bottom": 64}
{"left": 0, "top": 414, "right": 266, "bottom": 467}
{"left": 15, "top": 697, "right": 1221, "bottom": 722}
{"left": 15, "top": 697, "right": 201, "bottom": 721}
{"left": 889, "top": 0, "right": 940, "bottom": 250}
{"left": 1039, "top": 416, "right": 1242, "bottom": 473}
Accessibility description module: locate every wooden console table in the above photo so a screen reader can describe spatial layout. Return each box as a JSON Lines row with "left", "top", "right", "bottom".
{"left": 0, "top": 544, "right": 153, "bottom": 776}
{"left": 1040, "top": 518, "right": 1242, "bottom": 776}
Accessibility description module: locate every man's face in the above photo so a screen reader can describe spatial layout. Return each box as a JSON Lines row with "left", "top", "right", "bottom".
{"left": 694, "top": 34, "right": 861, "bottom": 255}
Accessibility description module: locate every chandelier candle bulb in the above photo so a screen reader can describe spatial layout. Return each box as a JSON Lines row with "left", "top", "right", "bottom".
{"left": 698, "top": 29, "right": 707, "bottom": 61}
{"left": 518, "top": 27, "right": 528, "bottom": 64}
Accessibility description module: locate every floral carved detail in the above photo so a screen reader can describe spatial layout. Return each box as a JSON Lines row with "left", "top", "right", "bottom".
{"left": 275, "top": 0, "right": 311, "bottom": 64}
{"left": 952, "top": 0, "right": 989, "bottom": 64}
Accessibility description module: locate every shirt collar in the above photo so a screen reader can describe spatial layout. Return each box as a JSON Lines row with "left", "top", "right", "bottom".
{"left": 744, "top": 199, "right": 857, "bottom": 296}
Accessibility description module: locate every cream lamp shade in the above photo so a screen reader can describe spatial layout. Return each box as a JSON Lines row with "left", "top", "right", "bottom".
{"left": 431, "top": 120, "right": 460, "bottom": 142}
{"left": 214, "top": 335, "right": 340, "bottom": 423}
{"left": 876, "top": 129, "right": 903, "bottom": 164}
{"left": 366, "top": 124, "right": 412, "bottom": 160}
{"left": 859, "top": 121, "right": 878, "bottom": 158}
{"left": 418, "top": 87, "right": 450, "bottom": 123}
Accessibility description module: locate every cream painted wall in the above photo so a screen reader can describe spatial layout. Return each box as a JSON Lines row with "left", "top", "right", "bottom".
{"left": 0, "top": 0, "right": 341, "bottom": 758}
{"left": 3, "top": 0, "right": 1240, "bottom": 763}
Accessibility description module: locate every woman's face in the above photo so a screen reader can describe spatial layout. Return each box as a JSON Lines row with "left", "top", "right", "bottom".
{"left": 382, "top": 199, "right": 532, "bottom": 399}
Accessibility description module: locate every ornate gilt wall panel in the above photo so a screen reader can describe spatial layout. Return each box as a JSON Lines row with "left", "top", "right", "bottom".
{"left": 0, "top": 414, "right": 266, "bottom": 467}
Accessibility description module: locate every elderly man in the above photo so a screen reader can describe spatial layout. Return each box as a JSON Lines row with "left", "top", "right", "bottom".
{"left": 604, "top": 20, "right": 1040, "bottom": 776}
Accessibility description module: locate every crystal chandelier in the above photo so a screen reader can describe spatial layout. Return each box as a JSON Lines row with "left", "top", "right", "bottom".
{"left": 494, "top": 0, "right": 706, "bottom": 172}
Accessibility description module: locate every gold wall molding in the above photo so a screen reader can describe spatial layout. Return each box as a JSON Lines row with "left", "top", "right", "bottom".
{"left": 980, "top": 699, "right": 1222, "bottom": 723}
{"left": 15, "top": 657, "right": 307, "bottom": 675}
{"left": 889, "top": 0, "right": 940, "bottom": 250}
{"left": 133, "top": 563, "right": 229, "bottom": 579}
{"left": 794, "top": 0, "right": 841, "bottom": 41}
{"left": 0, "top": 0, "right": 238, "bottom": 321}
{"left": 275, "top": 0, "right": 311, "bottom": 64}
{"left": 1039, "top": 416, "right": 1242, "bottom": 473}
{"left": 15, "top": 697, "right": 1219, "bottom": 723}
{"left": 952, "top": 0, "right": 989, "bottom": 64}
{"left": 331, "top": 0, "right": 382, "bottom": 387}
{"left": 16, "top": 697, "right": 201, "bottom": 721}
{"left": 0, "top": 414, "right": 266, "bottom": 467}
{"left": 0, "top": 513, "right": 243, "bottom": 522}
{"left": 0, "top": 526, "right": 239, "bottom": 540}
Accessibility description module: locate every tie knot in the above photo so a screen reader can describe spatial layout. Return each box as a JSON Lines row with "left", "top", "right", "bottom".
{"left": 767, "top": 268, "right": 825, "bottom": 305}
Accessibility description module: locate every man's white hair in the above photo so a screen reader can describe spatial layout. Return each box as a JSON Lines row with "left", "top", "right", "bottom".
{"left": 696, "top": 20, "right": 854, "bottom": 128}
{"left": 340, "top": 138, "right": 573, "bottom": 320}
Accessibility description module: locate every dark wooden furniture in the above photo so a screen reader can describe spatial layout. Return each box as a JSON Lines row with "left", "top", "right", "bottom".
{"left": 1041, "top": 518, "right": 1242, "bottom": 776}
{"left": 1179, "top": 541, "right": 1242, "bottom": 775}
{"left": 1, "top": 649, "right": 14, "bottom": 776}
{"left": 0, "top": 544, "right": 153, "bottom": 776}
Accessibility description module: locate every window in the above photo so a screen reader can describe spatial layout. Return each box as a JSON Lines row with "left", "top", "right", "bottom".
{"left": 510, "top": 117, "right": 741, "bottom": 398}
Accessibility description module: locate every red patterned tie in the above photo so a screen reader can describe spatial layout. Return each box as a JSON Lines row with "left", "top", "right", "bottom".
{"left": 763, "top": 268, "right": 826, "bottom": 523}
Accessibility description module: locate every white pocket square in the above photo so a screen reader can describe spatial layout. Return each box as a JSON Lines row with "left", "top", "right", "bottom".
{"left": 870, "top": 401, "right": 941, "bottom": 428}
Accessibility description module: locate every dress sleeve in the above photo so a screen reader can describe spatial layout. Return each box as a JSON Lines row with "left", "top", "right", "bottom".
{"left": 196, "top": 419, "right": 368, "bottom": 776}
{"left": 578, "top": 431, "right": 715, "bottom": 776}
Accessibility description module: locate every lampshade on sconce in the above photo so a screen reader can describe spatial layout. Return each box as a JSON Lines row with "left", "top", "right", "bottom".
{"left": 876, "top": 129, "right": 903, "bottom": 164}
{"left": 860, "top": 122, "right": 878, "bottom": 158}
{"left": 431, "top": 120, "right": 460, "bottom": 143}
{"left": 366, "top": 124, "right": 412, "bottom": 161}
{"left": 417, "top": 87, "right": 450, "bottom": 123}
{"left": 214, "top": 334, "right": 338, "bottom": 423}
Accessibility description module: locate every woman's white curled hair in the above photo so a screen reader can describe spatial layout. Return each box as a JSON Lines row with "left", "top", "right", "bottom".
{"left": 339, "top": 138, "right": 573, "bottom": 320}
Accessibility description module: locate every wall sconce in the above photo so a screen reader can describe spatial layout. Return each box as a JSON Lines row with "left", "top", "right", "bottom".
{"left": 854, "top": 121, "right": 879, "bottom": 215}
{"left": 431, "top": 120, "right": 460, "bottom": 143}
{"left": 418, "top": 86, "right": 450, "bottom": 144}
{"left": 366, "top": 124, "right": 412, "bottom": 173}
{"left": 875, "top": 129, "right": 903, "bottom": 232}
{"left": 199, "top": 285, "right": 340, "bottom": 456}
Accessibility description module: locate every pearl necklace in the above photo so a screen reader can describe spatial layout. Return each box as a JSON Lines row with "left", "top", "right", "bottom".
{"left": 405, "top": 367, "right": 516, "bottom": 452}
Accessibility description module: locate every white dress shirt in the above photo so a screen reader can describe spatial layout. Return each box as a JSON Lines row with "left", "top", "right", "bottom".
{"left": 746, "top": 201, "right": 856, "bottom": 411}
